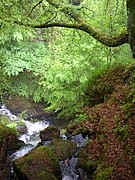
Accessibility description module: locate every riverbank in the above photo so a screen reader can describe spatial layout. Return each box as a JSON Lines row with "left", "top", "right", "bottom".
{"left": 0, "top": 63, "right": 135, "bottom": 179}
{"left": 67, "top": 63, "right": 135, "bottom": 179}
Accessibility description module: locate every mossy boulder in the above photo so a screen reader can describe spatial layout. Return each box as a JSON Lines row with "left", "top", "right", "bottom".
{"left": 67, "top": 122, "right": 88, "bottom": 136}
{"left": 77, "top": 141, "right": 99, "bottom": 174}
{"left": 0, "top": 115, "right": 11, "bottom": 125}
{"left": 0, "top": 124, "right": 23, "bottom": 179}
{"left": 13, "top": 146, "right": 62, "bottom": 180}
{"left": 40, "top": 125, "right": 60, "bottom": 142}
{"left": 49, "top": 139, "right": 77, "bottom": 161}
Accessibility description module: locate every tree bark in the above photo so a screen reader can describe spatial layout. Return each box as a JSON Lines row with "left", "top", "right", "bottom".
{"left": 127, "top": 0, "right": 135, "bottom": 58}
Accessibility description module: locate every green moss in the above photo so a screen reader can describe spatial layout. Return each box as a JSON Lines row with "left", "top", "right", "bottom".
{"left": 49, "top": 139, "right": 77, "bottom": 160}
{"left": 94, "top": 164, "right": 113, "bottom": 180}
{"left": 38, "top": 170, "right": 46, "bottom": 177}
{"left": 7, "top": 123, "right": 19, "bottom": 136}
{"left": 114, "top": 114, "right": 121, "bottom": 123}
{"left": 14, "top": 146, "right": 62, "bottom": 180}
{"left": 38, "top": 170, "right": 57, "bottom": 180}
{"left": 113, "top": 124, "right": 130, "bottom": 141}
{"left": 0, "top": 117, "right": 19, "bottom": 137}
{"left": 0, "top": 124, "right": 13, "bottom": 142}
{"left": 86, "top": 160, "right": 96, "bottom": 170}
{"left": 67, "top": 121, "right": 84, "bottom": 135}
{"left": 0, "top": 115, "right": 11, "bottom": 125}
{"left": 122, "top": 102, "right": 134, "bottom": 120}
{"left": 124, "top": 144, "right": 132, "bottom": 155}
{"left": 127, "top": 86, "right": 135, "bottom": 103}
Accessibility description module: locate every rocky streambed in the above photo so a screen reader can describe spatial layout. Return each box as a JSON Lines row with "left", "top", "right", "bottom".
{"left": 0, "top": 103, "right": 88, "bottom": 180}
{"left": 1, "top": 64, "right": 135, "bottom": 180}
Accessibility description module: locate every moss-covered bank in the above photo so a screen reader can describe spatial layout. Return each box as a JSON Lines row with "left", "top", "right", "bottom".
{"left": 67, "top": 64, "right": 135, "bottom": 179}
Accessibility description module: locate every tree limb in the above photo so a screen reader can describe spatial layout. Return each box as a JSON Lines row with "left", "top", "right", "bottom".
{"left": 31, "top": 22, "right": 128, "bottom": 47}
{"left": 14, "top": 0, "right": 128, "bottom": 47}
{"left": 43, "top": 0, "right": 128, "bottom": 47}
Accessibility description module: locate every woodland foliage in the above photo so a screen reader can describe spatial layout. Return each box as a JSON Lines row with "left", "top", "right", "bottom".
{"left": 0, "top": 0, "right": 134, "bottom": 115}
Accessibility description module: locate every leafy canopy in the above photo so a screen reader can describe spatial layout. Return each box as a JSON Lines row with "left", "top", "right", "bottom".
{"left": 0, "top": 0, "right": 134, "bottom": 115}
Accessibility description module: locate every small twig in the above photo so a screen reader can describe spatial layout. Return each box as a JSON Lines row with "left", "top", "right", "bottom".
{"left": 27, "top": 0, "right": 43, "bottom": 17}
{"left": 44, "top": 12, "right": 58, "bottom": 25}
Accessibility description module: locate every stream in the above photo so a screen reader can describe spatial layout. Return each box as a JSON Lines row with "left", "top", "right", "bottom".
{"left": 0, "top": 104, "right": 88, "bottom": 180}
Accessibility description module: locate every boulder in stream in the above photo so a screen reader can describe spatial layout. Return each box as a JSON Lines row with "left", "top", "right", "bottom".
{"left": 13, "top": 146, "right": 62, "bottom": 180}
{"left": 40, "top": 125, "right": 60, "bottom": 142}
{"left": 49, "top": 139, "right": 77, "bottom": 161}
{"left": 0, "top": 123, "right": 23, "bottom": 179}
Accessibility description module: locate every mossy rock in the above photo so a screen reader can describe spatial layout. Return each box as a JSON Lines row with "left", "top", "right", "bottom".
{"left": 49, "top": 139, "right": 77, "bottom": 161}
{"left": 14, "top": 146, "right": 62, "bottom": 180}
{"left": 77, "top": 144, "right": 97, "bottom": 173}
{"left": 5, "top": 94, "right": 47, "bottom": 118}
{"left": 67, "top": 122, "right": 87, "bottom": 136}
{"left": 0, "top": 124, "right": 22, "bottom": 150}
{"left": 0, "top": 115, "right": 11, "bottom": 126}
{"left": 0, "top": 124, "right": 23, "bottom": 179}
{"left": 40, "top": 125, "right": 60, "bottom": 142}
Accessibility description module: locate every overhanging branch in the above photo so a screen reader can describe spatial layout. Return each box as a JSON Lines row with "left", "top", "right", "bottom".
{"left": 43, "top": 0, "right": 128, "bottom": 47}
{"left": 31, "top": 22, "right": 128, "bottom": 47}
{"left": 14, "top": 0, "right": 128, "bottom": 47}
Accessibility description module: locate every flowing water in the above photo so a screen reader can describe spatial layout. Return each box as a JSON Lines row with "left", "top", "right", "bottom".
{"left": 0, "top": 104, "right": 88, "bottom": 180}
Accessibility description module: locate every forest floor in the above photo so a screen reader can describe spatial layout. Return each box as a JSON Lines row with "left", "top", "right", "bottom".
{"left": 67, "top": 63, "right": 135, "bottom": 179}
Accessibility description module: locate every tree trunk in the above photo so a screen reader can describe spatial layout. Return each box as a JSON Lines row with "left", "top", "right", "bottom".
{"left": 127, "top": 0, "right": 135, "bottom": 58}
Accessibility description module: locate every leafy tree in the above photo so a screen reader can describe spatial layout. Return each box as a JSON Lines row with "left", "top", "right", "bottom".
{"left": 0, "top": 0, "right": 134, "bottom": 115}
{"left": 0, "top": 0, "right": 134, "bottom": 57}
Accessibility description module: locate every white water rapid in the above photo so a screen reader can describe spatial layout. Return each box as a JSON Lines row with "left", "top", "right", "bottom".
{"left": 0, "top": 104, "right": 50, "bottom": 160}
{"left": 0, "top": 104, "right": 88, "bottom": 180}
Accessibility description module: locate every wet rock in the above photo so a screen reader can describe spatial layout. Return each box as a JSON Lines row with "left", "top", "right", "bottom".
{"left": 5, "top": 94, "right": 47, "bottom": 119}
{"left": 0, "top": 124, "right": 23, "bottom": 179}
{"left": 16, "top": 125, "right": 27, "bottom": 134}
{"left": 71, "top": 133, "right": 88, "bottom": 148}
{"left": 49, "top": 139, "right": 77, "bottom": 161}
{"left": 76, "top": 142, "right": 97, "bottom": 179}
{"left": 13, "top": 146, "right": 62, "bottom": 180}
{"left": 40, "top": 125, "right": 60, "bottom": 142}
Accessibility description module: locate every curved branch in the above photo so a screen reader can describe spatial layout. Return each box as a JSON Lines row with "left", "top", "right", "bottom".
{"left": 43, "top": 0, "right": 128, "bottom": 47}
{"left": 14, "top": 0, "right": 128, "bottom": 47}
{"left": 31, "top": 22, "right": 128, "bottom": 47}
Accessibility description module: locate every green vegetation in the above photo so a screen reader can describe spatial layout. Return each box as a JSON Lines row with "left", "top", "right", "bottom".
{"left": 94, "top": 165, "right": 113, "bottom": 180}
{"left": 0, "top": 1, "right": 135, "bottom": 179}
{"left": 0, "top": 114, "right": 26, "bottom": 136}
{"left": 113, "top": 124, "right": 130, "bottom": 141}
{"left": 67, "top": 63, "right": 135, "bottom": 179}
{"left": 0, "top": 116, "right": 19, "bottom": 136}
{"left": 0, "top": 0, "right": 134, "bottom": 116}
